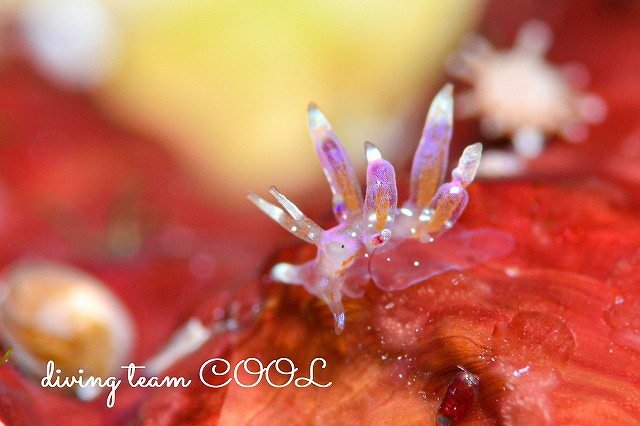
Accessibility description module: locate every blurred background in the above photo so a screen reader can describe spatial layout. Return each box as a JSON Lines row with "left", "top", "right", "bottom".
{"left": 1, "top": 0, "right": 639, "bottom": 424}
{"left": 0, "top": 0, "right": 486, "bottom": 207}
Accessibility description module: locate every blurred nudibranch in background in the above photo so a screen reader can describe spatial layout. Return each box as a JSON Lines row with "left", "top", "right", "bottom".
{"left": 447, "top": 20, "right": 607, "bottom": 176}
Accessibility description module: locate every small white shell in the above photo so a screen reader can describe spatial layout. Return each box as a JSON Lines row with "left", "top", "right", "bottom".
{"left": 0, "top": 261, "right": 134, "bottom": 400}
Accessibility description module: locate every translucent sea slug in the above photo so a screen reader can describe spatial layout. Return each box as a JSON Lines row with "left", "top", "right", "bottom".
{"left": 248, "top": 84, "right": 513, "bottom": 334}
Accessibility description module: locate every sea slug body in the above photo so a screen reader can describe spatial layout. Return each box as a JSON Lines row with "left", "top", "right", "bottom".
{"left": 248, "top": 84, "right": 513, "bottom": 334}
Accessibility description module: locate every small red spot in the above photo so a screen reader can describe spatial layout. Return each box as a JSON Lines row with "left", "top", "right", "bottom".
{"left": 436, "top": 370, "right": 479, "bottom": 425}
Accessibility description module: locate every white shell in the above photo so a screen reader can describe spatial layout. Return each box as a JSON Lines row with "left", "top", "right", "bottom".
{"left": 0, "top": 261, "right": 134, "bottom": 400}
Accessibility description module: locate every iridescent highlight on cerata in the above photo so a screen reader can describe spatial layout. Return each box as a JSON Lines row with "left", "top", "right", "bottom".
{"left": 248, "top": 84, "right": 513, "bottom": 334}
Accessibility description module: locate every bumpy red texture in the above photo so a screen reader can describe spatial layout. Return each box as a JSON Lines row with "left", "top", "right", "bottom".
{"left": 0, "top": 0, "right": 640, "bottom": 425}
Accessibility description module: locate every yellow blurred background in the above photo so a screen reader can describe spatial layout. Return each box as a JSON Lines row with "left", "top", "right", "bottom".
{"left": 4, "top": 0, "right": 486, "bottom": 207}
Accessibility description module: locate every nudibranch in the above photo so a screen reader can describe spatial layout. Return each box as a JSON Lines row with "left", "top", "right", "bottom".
{"left": 447, "top": 20, "right": 606, "bottom": 161}
{"left": 248, "top": 84, "right": 513, "bottom": 334}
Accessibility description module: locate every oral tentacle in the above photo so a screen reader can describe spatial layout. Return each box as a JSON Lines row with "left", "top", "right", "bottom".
{"left": 268, "top": 186, "right": 325, "bottom": 245}
{"left": 246, "top": 192, "right": 315, "bottom": 244}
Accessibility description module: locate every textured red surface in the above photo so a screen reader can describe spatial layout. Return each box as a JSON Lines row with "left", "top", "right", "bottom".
{"left": 0, "top": 0, "right": 640, "bottom": 424}
{"left": 0, "top": 60, "right": 277, "bottom": 425}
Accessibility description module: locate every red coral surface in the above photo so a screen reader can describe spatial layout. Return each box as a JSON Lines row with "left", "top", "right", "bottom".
{"left": 1, "top": 0, "right": 640, "bottom": 424}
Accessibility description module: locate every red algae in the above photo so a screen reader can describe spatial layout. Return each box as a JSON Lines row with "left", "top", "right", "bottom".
{"left": 0, "top": 381, "right": 41, "bottom": 425}
{"left": 160, "top": 179, "right": 640, "bottom": 425}
{"left": 1, "top": 0, "right": 640, "bottom": 424}
{"left": 605, "top": 249, "right": 640, "bottom": 353}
